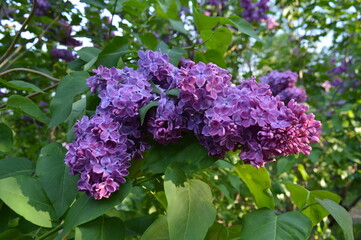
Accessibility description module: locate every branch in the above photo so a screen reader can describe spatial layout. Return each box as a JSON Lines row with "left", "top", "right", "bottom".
{"left": 34, "top": 223, "right": 63, "bottom": 240}
{"left": 108, "top": 0, "right": 118, "bottom": 40}
{"left": 0, "top": 0, "right": 37, "bottom": 64}
{"left": 1, "top": 1, "right": 69, "bottom": 70}
{"left": 0, "top": 83, "right": 59, "bottom": 109}
{"left": 0, "top": 68, "right": 60, "bottom": 82}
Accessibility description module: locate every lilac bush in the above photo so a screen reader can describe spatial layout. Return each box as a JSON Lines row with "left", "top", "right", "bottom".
{"left": 65, "top": 51, "right": 321, "bottom": 199}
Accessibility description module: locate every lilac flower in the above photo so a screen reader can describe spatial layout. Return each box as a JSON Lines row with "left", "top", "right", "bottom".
{"left": 260, "top": 70, "right": 298, "bottom": 95}
{"left": 147, "top": 96, "right": 184, "bottom": 144}
{"left": 260, "top": 70, "right": 307, "bottom": 104}
{"left": 278, "top": 87, "right": 307, "bottom": 104}
{"left": 327, "top": 60, "right": 348, "bottom": 75}
{"left": 266, "top": 17, "right": 279, "bottom": 30}
{"left": 240, "top": 0, "right": 269, "bottom": 23}
{"left": 30, "top": 0, "right": 50, "bottom": 16}
{"left": 50, "top": 48, "right": 76, "bottom": 62}
{"left": 66, "top": 50, "right": 322, "bottom": 199}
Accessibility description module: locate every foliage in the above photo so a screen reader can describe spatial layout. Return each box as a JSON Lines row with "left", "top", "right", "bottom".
{"left": 0, "top": 0, "right": 360, "bottom": 239}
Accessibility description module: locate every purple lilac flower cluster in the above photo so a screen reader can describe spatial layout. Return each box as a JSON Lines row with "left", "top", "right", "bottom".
{"left": 30, "top": 0, "right": 50, "bottom": 16}
{"left": 178, "top": 62, "right": 320, "bottom": 166}
{"left": 65, "top": 65, "right": 154, "bottom": 199}
{"left": 57, "top": 19, "right": 82, "bottom": 47}
{"left": 50, "top": 48, "right": 76, "bottom": 62}
{"left": 259, "top": 70, "right": 307, "bottom": 104}
{"left": 240, "top": 0, "right": 269, "bottom": 23}
{"left": 49, "top": 19, "right": 82, "bottom": 62}
{"left": 65, "top": 50, "right": 321, "bottom": 199}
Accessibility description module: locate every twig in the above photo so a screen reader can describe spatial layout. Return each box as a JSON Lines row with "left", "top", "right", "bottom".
{"left": 0, "top": 0, "right": 37, "bottom": 64}
{"left": 133, "top": 174, "right": 163, "bottom": 186}
{"left": 184, "top": 30, "right": 216, "bottom": 50}
{"left": 108, "top": 0, "right": 118, "bottom": 40}
{"left": 1, "top": 1, "right": 68, "bottom": 70}
{"left": 0, "top": 68, "right": 60, "bottom": 82}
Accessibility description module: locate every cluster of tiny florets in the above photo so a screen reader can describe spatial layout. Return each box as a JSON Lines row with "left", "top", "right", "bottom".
{"left": 50, "top": 48, "right": 76, "bottom": 62}
{"left": 260, "top": 70, "right": 307, "bottom": 104}
{"left": 240, "top": 0, "right": 269, "bottom": 23}
{"left": 50, "top": 19, "right": 82, "bottom": 62}
{"left": 65, "top": 50, "right": 321, "bottom": 199}
{"left": 30, "top": 0, "right": 50, "bottom": 16}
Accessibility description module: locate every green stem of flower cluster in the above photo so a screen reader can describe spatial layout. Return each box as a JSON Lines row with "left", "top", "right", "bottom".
{"left": 34, "top": 223, "right": 63, "bottom": 240}
{"left": 133, "top": 174, "right": 163, "bottom": 186}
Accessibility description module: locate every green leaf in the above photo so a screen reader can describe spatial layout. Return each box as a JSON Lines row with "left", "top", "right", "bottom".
{"left": 0, "top": 157, "right": 33, "bottom": 179}
{"left": 0, "top": 175, "right": 56, "bottom": 228}
{"left": 65, "top": 98, "right": 87, "bottom": 128}
{"left": 139, "top": 101, "right": 159, "bottom": 125}
{"left": 83, "top": 57, "right": 99, "bottom": 71}
{"left": 315, "top": 198, "right": 354, "bottom": 240}
{"left": 204, "top": 50, "right": 227, "bottom": 68}
{"left": 228, "top": 225, "right": 242, "bottom": 240}
{"left": 235, "top": 164, "right": 274, "bottom": 209}
{"left": 95, "top": 36, "right": 128, "bottom": 67}
{"left": 141, "top": 216, "right": 169, "bottom": 240}
{"left": 0, "top": 229, "right": 33, "bottom": 240}
{"left": 75, "top": 216, "right": 125, "bottom": 240}
{"left": 157, "top": 0, "right": 179, "bottom": 19}
{"left": 68, "top": 58, "right": 87, "bottom": 71}
{"left": 0, "top": 79, "right": 43, "bottom": 93}
{"left": 124, "top": 214, "right": 158, "bottom": 236}
{"left": 193, "top": 11, "right": 227, "bottom": 32}
{"left": 78, "top": 47, "right": 101, "bottom": 71}
{"left": 80, "top": 0, "right": 107, "bottom": 8}
{"left": 142, "top": 135, "right": 217, "bottom": 174}
{"left": 285, "top": 184, "right": 341, "bottom": 226}
{"left": 155, "top": 42, "right": 186, "bottom": 65}
{"left": 228, "top": 16, "right": 260, "bottom": 41}
{"left": 165, "top": 88, "right": 180, "bottom": 97}
{"left": 164, "top": 167, "right": 216, "bottom": 240}
{"left": 165, "top": 48, "right": 187, "bottom": 66}
{"left": 7, "top": 95, "right": 47, "bottom": 123}
{"left": 193, "top": 10, "right": 260, "bottom": 41}
{"left": 240, "top": 209, "right": 312, "bottom": 240}
{"left": 149, "top": 81, "right": 162, "bottom": 94}
{"left": 154, "top": 191, "right": 167, "bottom": 209}
{"left": 35, "top": 143, "right": 78, "bottom": 219}
{"left": 61, "top": 181, "right": 132, "bottom": 235}
{"left": 205, "top": 222, "right": 229, "bottom": 240}
{"left": 49, "top": 71, "right": 89, "bottom": 128}
{"left": 77, "top": 47, "right": 101, "bottom": 62}
{"left": 169, "top": 19, "right": 188, "bottom": 34}
{"left": 140, "top": 33, "right": 159, "bottom": 50}
{"left": 200, "top": 27, "right": 233, "bottom": 54}
{"left": 0, "top": 123, "right": 13, "bottom": 152}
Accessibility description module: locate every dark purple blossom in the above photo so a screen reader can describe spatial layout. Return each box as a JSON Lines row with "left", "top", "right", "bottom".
{"left": 240, "top": 0, "right": 269, "bottom": 23}
{"left": 278, "top": 87, "right": 307, "bottom": 104}
{"left": 30, "top": 0, "right": 50, "bottom": 16}
{"left": 50, "top": 48, "right": 76, "bottom": 62}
